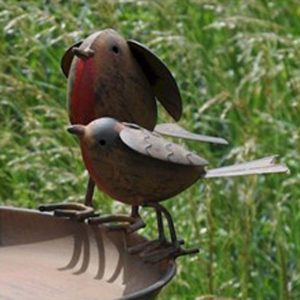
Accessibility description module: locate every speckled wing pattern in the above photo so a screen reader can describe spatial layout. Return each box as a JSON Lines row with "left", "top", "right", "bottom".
{"left": 120, "top": 123, "right": 208, "bottom": 166}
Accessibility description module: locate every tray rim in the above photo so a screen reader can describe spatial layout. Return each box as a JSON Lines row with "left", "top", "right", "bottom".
{"left": 0, "top": 206, "right": 177, "bottom": 300}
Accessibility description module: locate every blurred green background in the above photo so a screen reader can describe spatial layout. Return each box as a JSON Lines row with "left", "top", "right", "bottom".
{"left": 0, "top": 1, "right": 299, "bottom": 299}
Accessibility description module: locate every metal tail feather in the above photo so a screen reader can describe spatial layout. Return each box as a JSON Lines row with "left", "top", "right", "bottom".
{"left": 204, "top": 155, "right": 289, "bottom": 178}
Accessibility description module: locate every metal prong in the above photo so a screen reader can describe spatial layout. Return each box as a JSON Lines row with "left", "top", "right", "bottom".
{"left": 72, "top": 47, "right": 95, "bottom": 59}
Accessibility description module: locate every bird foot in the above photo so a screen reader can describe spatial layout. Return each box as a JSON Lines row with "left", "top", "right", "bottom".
{"left": 139, "top": 241, "right": 199, "bottom": 264}
{"left": 38, "top": 202, "right": 97, "bottom": 221}
{"left": 88, "top": 214, "right": 145, "bottom": 234}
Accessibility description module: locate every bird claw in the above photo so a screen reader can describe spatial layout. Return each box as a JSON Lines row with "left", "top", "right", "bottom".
{"left": 88, "top": 214, "right": 145, "bottom": 234}
{"left": 38, "top": 203, "right": 97, "bottom": 221}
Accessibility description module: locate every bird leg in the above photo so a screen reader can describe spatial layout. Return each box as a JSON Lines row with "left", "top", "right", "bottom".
{"left": 137, "top": 203, "right": 199, "bottom": 263}
{"left": 88, "top": 205, "right": 145, "bottom": 234}
{"left": 84, "top": 176, "right": 95, "bottom": 207}
{"left": 127, "top": 206, "right": 167, "bottom": 255}
{"left": 38, "top": 177, "right": 97, "bottom": 221}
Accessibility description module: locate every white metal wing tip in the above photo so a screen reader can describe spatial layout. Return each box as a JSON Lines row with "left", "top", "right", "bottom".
{"left": 154, "top": 123, "right": 229, "bottom": 145}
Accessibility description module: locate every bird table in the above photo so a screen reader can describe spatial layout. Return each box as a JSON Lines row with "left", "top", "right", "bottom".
{"left": 0, "top": 206, "right": 176, "bottom": 300}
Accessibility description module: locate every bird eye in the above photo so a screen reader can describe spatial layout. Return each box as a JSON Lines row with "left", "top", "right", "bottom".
{"left": 99, "top": 139, "right": 106, "bottom": 146}
{"left": 111, "top": 45, "right": 119, "bottom": 54}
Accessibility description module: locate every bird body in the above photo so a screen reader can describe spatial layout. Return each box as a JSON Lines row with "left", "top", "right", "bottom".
{"left": 68, "top": 118, "right": 204, "bottom": 205}
{"left": 84, "top": 135, "right": 204, "bottom": 206}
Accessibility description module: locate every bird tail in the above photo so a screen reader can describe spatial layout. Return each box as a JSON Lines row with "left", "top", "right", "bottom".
{"left": 204, "top": 155, "right": 289, "bottom": 178}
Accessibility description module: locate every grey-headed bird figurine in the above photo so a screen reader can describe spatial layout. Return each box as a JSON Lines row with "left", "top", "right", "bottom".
{"left": 67, "top": 117, "right": 288, "bottom": 262}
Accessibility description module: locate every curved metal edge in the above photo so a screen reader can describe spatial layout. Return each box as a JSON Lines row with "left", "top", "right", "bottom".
{"left": 118, "top": 261, "right": 176, "bottom": 300}
{"left": 0, "top": 206, "right": 48, "bottom": 214}
{"left": 0, "top": 206, "right": 177, "bottom": 300}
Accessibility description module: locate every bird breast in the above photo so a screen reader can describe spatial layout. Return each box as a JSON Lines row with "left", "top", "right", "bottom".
{"left": 67, "top": 30, "right": 157, "bottom": 129}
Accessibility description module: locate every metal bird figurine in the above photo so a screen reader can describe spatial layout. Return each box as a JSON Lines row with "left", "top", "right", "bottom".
{"left": 40, "top": 28, "right": 227, "bottom": 221}
{"left": 67, "top": 117, "right": 288, "bottom": 262}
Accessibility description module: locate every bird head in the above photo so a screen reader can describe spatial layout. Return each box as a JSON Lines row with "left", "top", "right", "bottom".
{"left": 68, "top": 117, "right": 122, "bottom": 151}
{"left": 61, "top": 29, "right": 127, "bottom": 78}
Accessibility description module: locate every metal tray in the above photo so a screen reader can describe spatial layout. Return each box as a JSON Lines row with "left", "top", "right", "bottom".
{"left": 0, "top": 207, "right": 176, "bottom": 300}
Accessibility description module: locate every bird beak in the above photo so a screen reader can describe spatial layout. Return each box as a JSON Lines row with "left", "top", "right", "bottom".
{"left": 72, "top": 47, "right": 95, "bottom": 60}
{"left": 67, "top": 125, "right": 85, "bottom": 137}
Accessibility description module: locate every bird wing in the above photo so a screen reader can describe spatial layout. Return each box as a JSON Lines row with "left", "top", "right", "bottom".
{"left": 61, "top": 41, "right": 83, "bottom": 78}
{"left": 127, "top": 40, "right": 182, "bottom": 121}
{"left": 120, "top": 123, "right": 208, "bottom": 166}
{"left": 155, "top": 123, "right": 228, "bottom": 145}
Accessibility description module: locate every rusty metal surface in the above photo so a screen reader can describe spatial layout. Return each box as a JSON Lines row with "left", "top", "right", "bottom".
{"left": 120, "top": 124, "right": 208, "bottom": 166}
{"left": 0, "top": 207, "right": 176, "bottom": 300}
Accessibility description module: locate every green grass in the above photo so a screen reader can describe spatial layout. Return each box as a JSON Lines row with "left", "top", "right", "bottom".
{"left": 1, "top": 1, "right": 299, "bottom": 299}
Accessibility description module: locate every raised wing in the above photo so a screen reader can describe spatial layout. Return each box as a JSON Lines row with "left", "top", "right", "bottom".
{"left": 127, "top": 40, "right": 182, "bottom": 121}
{"left": 155, "top": 123, "right": 228, "bottom": 145}
{"left": 120, "top": 123, "right": 208, "bottom": 166}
